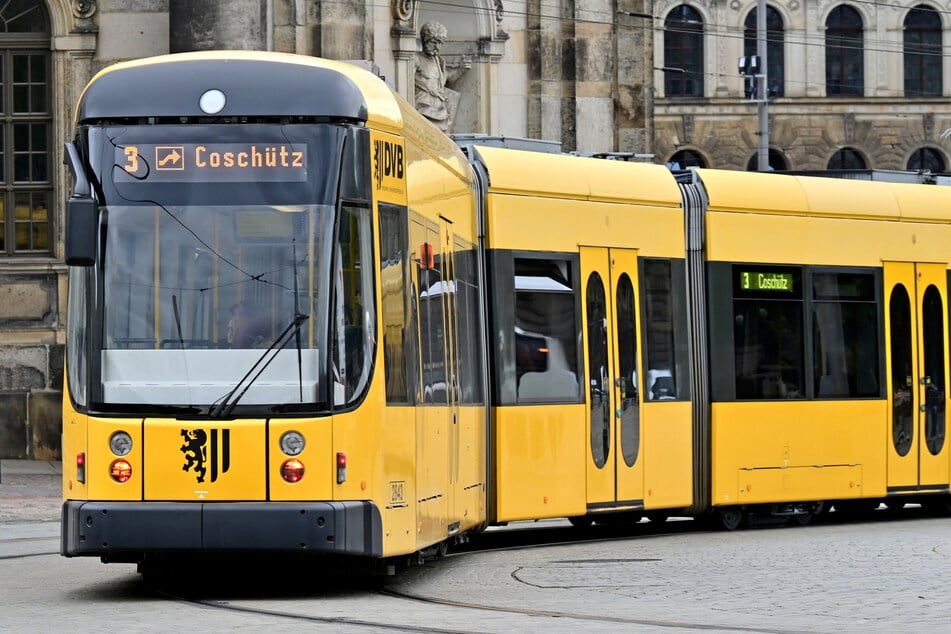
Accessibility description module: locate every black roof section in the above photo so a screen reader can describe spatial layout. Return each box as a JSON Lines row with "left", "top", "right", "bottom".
{"left": 76, "top": 55, "right": 370, "bottom": 123}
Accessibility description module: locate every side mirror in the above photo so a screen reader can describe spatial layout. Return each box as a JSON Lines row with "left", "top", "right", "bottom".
{"left": 65, "top": 197, "right": 97, "bottom": 266}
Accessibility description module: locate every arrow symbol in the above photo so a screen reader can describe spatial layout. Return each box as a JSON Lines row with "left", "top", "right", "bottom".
{"left": 158, "top": 150, "right": 182, "bottom": 167}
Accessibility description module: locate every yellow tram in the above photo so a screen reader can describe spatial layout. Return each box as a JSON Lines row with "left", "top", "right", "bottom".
{"left": 61, "top": 51, "right": 951, "bottom": 573}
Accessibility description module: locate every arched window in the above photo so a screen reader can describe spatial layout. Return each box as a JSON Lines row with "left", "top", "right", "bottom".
{"left": 826, "top": 5, "right": 864, "bottom": 97}
{"left": 904, "top": 5, "right": 942, "bottom": 97}
{"left": 664, "top": 5, "right": 703, "bottom": 97}
{"left": 827, "top": 148, "right": 867, "bottom": 169}
{"left": 0, "top": 2, "right": 50, "bottom": 256}
{"left": 743, "top": 5, "right": 784, "bottom": 97}
{"left": 907, "top": 147, "right": 946, "bottom": 172}
{"left": 745, "top": 149, "right": 788, "bottom": 171}
{"left": 668, "top": 149, "right": 706, "bottom": 169}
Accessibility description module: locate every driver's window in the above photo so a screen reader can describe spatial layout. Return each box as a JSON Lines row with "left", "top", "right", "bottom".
{"left": 332, "top": 203, "right": 375, "bottom": 406}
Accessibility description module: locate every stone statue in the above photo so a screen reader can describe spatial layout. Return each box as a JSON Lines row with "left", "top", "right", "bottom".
{"left": 414, "top": 22, "right": 471, "bottom": 133}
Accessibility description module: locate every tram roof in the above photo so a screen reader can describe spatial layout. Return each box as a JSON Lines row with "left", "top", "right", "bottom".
{"left": 696, "top": 168, "right": 951, "bottom": 222}
{"left": 471, "top": 145, "right": 682, "bottom": 206}
{"left": 74, "top": 51, "right": 403, "bottom": 129}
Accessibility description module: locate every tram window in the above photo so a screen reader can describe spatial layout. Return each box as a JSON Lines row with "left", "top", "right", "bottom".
{"left": 455, "top": 241, "right": 483, "bottom": 404}
{"left": 812, "top": 271, "right": 880, "bottom": 398}
{"left": 732, "top": 266, "right": 804, "bottom": 399}
{"left": 332, "top": 203, "right": 375, "bottom": 407}
{"left": 514, "top": 257, "right": 580, "bottom": 402}
{"left": 379, "top": 204, "right": 414, "bottom": 404}
{"left": 66, "top": 267, "right": 89, "bottom": 407}
{"left": 642, "top": 259, "right": 689, "bottom": 400}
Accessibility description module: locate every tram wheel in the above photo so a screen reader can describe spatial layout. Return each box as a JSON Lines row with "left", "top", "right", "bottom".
{"left": 789, "top": 501, "right": 824, "bottom": 527}
{"left": 717, "top": 507, "right": 747, "bottom": 531}
{"left": 790, "top": 511, "right": 813, "bottom": 527}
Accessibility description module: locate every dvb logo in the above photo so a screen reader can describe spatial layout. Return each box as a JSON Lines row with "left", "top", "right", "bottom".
{"left": 374, "top": 138, "right": 404, "bottom": 189}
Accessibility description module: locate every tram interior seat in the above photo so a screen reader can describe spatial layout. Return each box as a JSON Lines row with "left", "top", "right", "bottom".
{"left": 518, "top": 370, "right": 579, "bottom": 401}
{"left": 647, "top": 369, "right": 675, "bottom": 400}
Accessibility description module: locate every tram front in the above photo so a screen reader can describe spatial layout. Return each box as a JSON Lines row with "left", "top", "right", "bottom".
{"left": 61, "top": 53, "right": 382, "bottom": 562}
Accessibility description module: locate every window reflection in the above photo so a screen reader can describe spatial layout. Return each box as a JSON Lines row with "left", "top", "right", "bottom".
{"left": 586, "top": 271, "right": 610, "bottom": 468}
{"left": 889, "top": 285, "right": 914, "bottom": 457}
{"left": 643, "top": 259, "right": 681, "bottom": 400}
{"left": 514, "top": 258, "right": 579, "bottom": 402}
{"left": 812, "top": 272, "right": 879, "bottom": 398}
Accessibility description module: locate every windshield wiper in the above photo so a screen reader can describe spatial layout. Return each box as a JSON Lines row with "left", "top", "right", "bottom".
{"left": 209, "top": 239, "right": 310, "bottom": 419}
{"left": 208, "top": 310, "right": 310, "bottom": 418}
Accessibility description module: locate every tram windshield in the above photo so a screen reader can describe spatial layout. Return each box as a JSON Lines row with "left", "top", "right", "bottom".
{"left": 67, "top": 123, "right": 366, "bottom": 414}
{"left": 99, "top": 202, "right": 332, "bottom": 409}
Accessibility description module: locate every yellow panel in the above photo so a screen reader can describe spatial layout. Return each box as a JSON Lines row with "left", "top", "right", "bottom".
{"left": 86, "top": 417, "right": 143, "bottom": 501}
{"left": 456, "top": 405, "right": 487, "bottom": 527}
{"left": 798, "top": 175, "right": 900, "bottom": 219}
{"left": 397, "top": 100, "right": 472, "bottom": 179}
{"left": 268, "top": 418, "right": 333, "bottom": 502}
{"left": 642, "top": 400, "right": 693, "bottom": 509}
{"left": 60, "top": 389, "right": 88, "bottom": 501}
{"left": 144, "top": 419, "right": 266, "bottom": 500}
{"left": 890, "top": 180, "right": 951, "bottom": 222}
{"left": 706, "top": 212, "right": 951, "bottom": 266}
{"left": 332, "top": 407, "right": 381, "bottom": 502}
{"left": 494, "top": 404, "right": 587, "bottom": 521}
{"left": 734, "top": 465, "right": 864, "bottom": 505}
{"left": 486, "top": 195, "right": 684, "bottom": 256}
{"left": 697, "top": 168, "right": 902, "bottom": 219}
{"left": 711, "top": 401, "right": 888, "bottom": 505}
{"left": 379, "top": 405, "right": 417, "bottom": 556}
{"left": 416, "top": 405, "right": 450, "bottom": 546}
{"left": 696, "top": 169, "right": 809, "bottom": 214}
{"left": 474, "top": 145, "right": 683, "bottom": 206}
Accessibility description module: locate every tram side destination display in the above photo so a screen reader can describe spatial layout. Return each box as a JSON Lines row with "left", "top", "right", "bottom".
{"left": 114, "top": 143, "right": 308, "bottom": 183}
{"left": 739, "top": 270, "right": 795, "bottom": 292}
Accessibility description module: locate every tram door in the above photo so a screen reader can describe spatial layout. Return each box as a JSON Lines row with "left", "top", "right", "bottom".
{"left": 884, "top": 262, "right": 949, "bottom": 491}
{"left": 412, "top": 217, "right": 461, "bottom": 545}
{"left": 581, "top": 247, "right": 643, "bottom": 508}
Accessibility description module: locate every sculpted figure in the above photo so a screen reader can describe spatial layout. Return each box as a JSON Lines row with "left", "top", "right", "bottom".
{"left": 415, "top": 22, "right": 471, "bottom": 133}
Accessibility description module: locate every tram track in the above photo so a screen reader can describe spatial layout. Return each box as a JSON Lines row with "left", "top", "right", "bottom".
{"left": 148, "top": 559, "right": 816, "bottom": 634}
{"left": 6, "top": 509, "right": 944, "bottom": 632}
{"left": 156, "top": 592, "right": 477, "bottom": 633}
{"left": 379, "top": 585, "right": 811, "bottom": 634}
{"left": 0, "top": 549, "right": 58, "bottom": 561}
{"left": 143, "top": 522, "right": 818, "bottom": 634}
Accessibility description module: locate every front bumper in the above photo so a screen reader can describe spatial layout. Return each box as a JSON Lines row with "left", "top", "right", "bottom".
{"left": 61, "top": 500, "right": 382, "bottom": 557}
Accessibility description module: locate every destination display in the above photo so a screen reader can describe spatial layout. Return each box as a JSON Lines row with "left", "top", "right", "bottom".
{"left": 114, "top": 143, "right": 308, "bottom": 183}
{"left": 740, "top": 271, "right": 794, "bottom": 292}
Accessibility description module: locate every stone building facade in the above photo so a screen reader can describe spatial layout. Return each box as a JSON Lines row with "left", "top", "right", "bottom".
{"left": 0, "top": 0, "right": 652, "bottom": 459}
{"left": 652, "top": 1, "right": 951, "bottom": 172}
